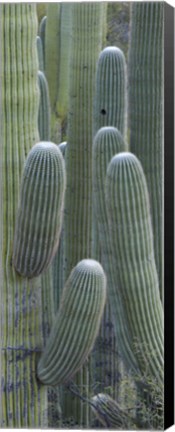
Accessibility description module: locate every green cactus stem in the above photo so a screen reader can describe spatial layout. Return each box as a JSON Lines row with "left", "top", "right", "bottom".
{"left": 92, "top": 127, "right": 139, "bottom": 375}
{"left": 38, "top": 15, "right": 47, "bottom": 67}
{"left": 93, "top": 46, "right": 127, "bottom": 138}
{"left": 36, "top": 35, "right": 44, "bottom": 71}
{"left": 106, "top": 152, "right": 164, "bottom": 386}
{"left": 13, "top": 142, "right": 66, "bottom": 278}
{"left": 0, "top": 4, "right": 52, "bottom": 427}
{"left": 38, "top": 71, "right": 51, "bottom": 141}
{"left": 91, "top": 393, "right": 135, "bottom": 429}
{"left": 37, "top": 259, "right": 106, "bottom": 386}
{"left": 128, "top": 2, "right": 164, "bottom": 302}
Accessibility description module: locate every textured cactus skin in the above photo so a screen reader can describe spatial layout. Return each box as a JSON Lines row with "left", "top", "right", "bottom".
{"left": 91, "top": 393, "right": 134, "bottom": 429}
{"left": 0, "top": 4, "right": 51, "bottom": 427}
{"left": 93, "top": 46, "right": 127, "bottom": 137}
{"left": 106, "top": 152, "right": 164, "bottom": 385}
{"left": 13, "top": 142, "right": 66, "bottom": 278}
{"left": 92, "top": 127, "right": 139, "bottom": 375}
{"left": 37, "top": 259, "right": 106, "bottom": 385}
{"left": 128, "top": 3, "right": 164, "bottom": 302}
{"left": 38, "top": 71, "right": 51, "bottom": 141}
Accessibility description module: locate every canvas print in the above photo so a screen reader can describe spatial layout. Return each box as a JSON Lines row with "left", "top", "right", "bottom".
{"left": 0, "top": 2, "right": 164, "bottom": 429}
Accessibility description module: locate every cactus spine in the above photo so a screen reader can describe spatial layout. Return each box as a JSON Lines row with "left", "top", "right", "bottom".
{"left": 0, "top": 4, "right": 51, "bottom": 427}
{"left": 106, "top": 152, "right": 164, "bottom": 385}
{"left": 38, "top": 71, "right": 51, "bottom": 141}
{"left": 93, "top": 46, "right": 127, "bottom": 137}
{"left": 13, "top": 142, "right": 66, "bottom": 278}
{"left": 128, "top": 2, "right": 164, "bottom": 302}
{"left": 37, "top": 259, "right": 106, "bottom": 385}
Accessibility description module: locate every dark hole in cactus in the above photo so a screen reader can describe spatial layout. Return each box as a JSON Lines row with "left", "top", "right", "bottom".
{"left": 101, "top": 109, "right": 106, "bottom": 115}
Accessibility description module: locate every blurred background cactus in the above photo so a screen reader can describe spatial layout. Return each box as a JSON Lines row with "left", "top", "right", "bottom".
{"left": 0, "top": 2, "right": 164, "bottom": 430}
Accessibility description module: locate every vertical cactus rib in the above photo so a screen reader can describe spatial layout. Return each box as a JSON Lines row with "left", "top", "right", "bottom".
{"left": 128, "top": 2, "right": 164, "bottom": 301}
{"left": 38, "top": 71, "right": 51, "bottom": 141}
{"left": 0, "top": 4, "right": 49, "bottom": 427}
{"left": 13, "top": 142, "right": 66, "bottom": 278}
{"left": 93, "top": 46, "right": 127, "bottom": 138}
{"left": 37, "top": 259, "right": 106, "bottom": 386}
{"left": 106, "top": 152, "right": 164, "bottom": 386}
{"left": 36, "top": 36, "right": 44, "bottom": 71}
{"left": 39, "top": 15, "right": 47, "bottom": 68}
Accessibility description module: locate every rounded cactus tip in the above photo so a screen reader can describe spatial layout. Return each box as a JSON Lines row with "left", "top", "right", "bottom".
{"left": 100, "top": 46, "right": 124, "bottom": 57}
{"left": 75, "top": 259, "right": 106, "bottom": 278}
{"left": 109, "top": 151, "right": 139, "bottom": 167}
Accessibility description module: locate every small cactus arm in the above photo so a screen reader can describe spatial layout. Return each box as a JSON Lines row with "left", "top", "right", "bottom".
{"left": 128, "top": 2, "right": 164, "bottom": 302}
{"left": 93, "top": 46, "right": 127, "bottom": 138}
{"left": 38, "top": 70, "right": 51, "bottom": 141}
{"left": 13, "top": 142, "right": 66, "bottom": 278}
{"left": 105, "top": 152, "right": 164, "bottom": 386}
{"left": 37, "top": 259, "right": 107, "bottom": 386}
{"left": 39, "top": 15, "right": 47, "bottom": 68}
{"left": 36, "top": 35, "right": 44, "bottom": 71}
{"left": 91, "top": 393, "right": 135, "bottom": 429}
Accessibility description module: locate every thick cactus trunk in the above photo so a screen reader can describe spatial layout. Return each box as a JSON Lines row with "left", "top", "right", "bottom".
{"left": 0, "top": 5, "right": 49, "bottom": 427}
{"left": 128, "top": 2, "right": 164, "bottom": 302}
{"left": 63, "top": 4, "right": 105, "bottom": 426}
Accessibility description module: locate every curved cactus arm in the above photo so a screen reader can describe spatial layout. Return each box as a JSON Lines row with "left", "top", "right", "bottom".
{"left": 91, "top": 393, "right": 135, "bottom": 429}
{"left": 38, "top": 70, "right": 51, "bottom": 141}
{"left": 92, "top": 127, "right": 139, "bottom": 373}
{"left": 93, "top": 46, "right": 127, "bottom": 138}
{"left": 37, "top": 259, "right": 107, "bottom": 386}
{"left": 128, "top": 3, "right": 164, "bottom": 301}
{"left": 105, "top": 152, "right": 164, "bottom": 386}
{"left": 13, "top": 142, "right": 66, "bottom": 278}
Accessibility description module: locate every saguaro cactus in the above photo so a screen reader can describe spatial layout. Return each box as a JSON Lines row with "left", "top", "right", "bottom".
{"left": 91, "top": 393, "right": 135, "bottom": 429}
{"left": 93, "top": 46, "right": 127, "bottom": 138}
{"left": 128, "top": 2, "right": 164, "bottom": 301}
{"left": 106, "top": 152, "right": 164, "bottom": 386}
{"left": 38, "top": 71, "right": 51, "bottom": 141}
{"left": 13, "top": 142, "right": 66, "bottom": 278}
{"left": 0, "top": 4, "right": 51, "bottom": 427}
{"left": 37, "top": 259, "right": 106, "bottom": 385}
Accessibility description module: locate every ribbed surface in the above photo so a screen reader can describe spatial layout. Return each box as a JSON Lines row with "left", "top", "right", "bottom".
{"left": 91, "top": 393, "right": 134, "bottom": 429}
{"left": 13, "top": 142, "right": 66, "bottom": 278}
{"left": 128, "top": 3, "right": 164, "bottom": 301}
{"left": 37, "top": 259, "right": 106, "bottom": 385}
{"left": 38, "top": 71, "right": 51, "bottom": 141}
{"left": 106, "top": 152, "right": 164, "bottom": 385}
{"left": 64, "top": 3, "right": 104, "bottom": 280}
{"left": 36, "top": 36, "right": 44, "bottom": 71}
{"left": 0, "top": 4, "right": 48, "bottom": 427}
{"left": 93, "top": 127, "right": 139, "bottom": 374}
{"left": 93, "top": 46, "right": 127, "bottom": 137}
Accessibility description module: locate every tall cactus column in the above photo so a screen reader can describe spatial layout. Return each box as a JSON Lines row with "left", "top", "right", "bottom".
{"left": 63, "top": 3, "right": 105, "bottom": 427}
{"left": 0, "top": 5, "right": 49, "bottom": 427}
{"left": 128, "top": 2, "right": 164, "bottom": 302}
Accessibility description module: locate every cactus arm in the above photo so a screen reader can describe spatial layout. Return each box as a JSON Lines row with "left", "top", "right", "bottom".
{"left": 38, "top": 71, "right": 51, "bottom": 141}
{"left": 37, "top": 260, "right": 106, "bottom": 386}
{"left": 38, "top": 15, "right": 47, "bottom": 67}
{"left": 91, "top": 393, "right": 135, "bottom": 429}
{"left": 93, "top": 46, "right": 127, "bottom": 138}
{"left": 106, "top": 152, "right": 163, "bottom": 386}
{"left": 36, "top": 35, "right": 44, "bottom": 71}
{"left": 13, "top": 142, "right": 66, "bottom": 278}
{"left": 128, "top": 3, "right": 164, "bottom": 301}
